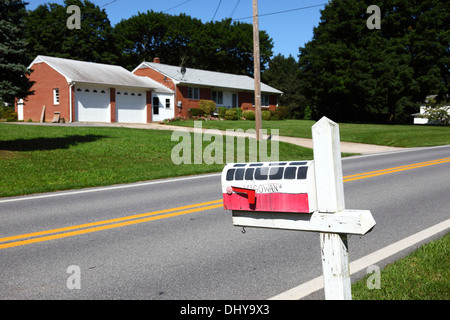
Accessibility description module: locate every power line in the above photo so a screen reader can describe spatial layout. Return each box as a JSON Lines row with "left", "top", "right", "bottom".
{"left": 232, "top": 3, "right": 327, "bottom": 21}
{"left": 230, "top": 0, "right": 240, "bottom": 18}
{"left": 163, "top": 0, "right": 193, "bottom": 13}
{"left": 211, "top": 0, "right": 222, "bottom": 21}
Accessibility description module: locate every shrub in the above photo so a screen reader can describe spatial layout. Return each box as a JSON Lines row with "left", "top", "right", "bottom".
{"left": 242, "top": 110, "right": 255, "bottom": 120}
{"left": 218, "top": 107, "right": 227, "bottom": 119}
{"left": 188, "top": 108, "right": 205, "bottom": 117}
{"left": 225, "top": 108, "right": 239, "bottom": 120}
{"left": 261, "top": 110, "right": 271, "bottom": 120}
{"left": 275, "top": 106, "right": 289, "bottom": 120}
{"left": 198, "top": 100, "right": 216, "bottom": 116}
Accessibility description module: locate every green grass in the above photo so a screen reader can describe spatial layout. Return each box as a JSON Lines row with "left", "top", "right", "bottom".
{"left": 166, "top": 119, "right": 450, "bottom": 147}
{"left": 352, "top": 233, "right": 449, "bottom": 300}
{"left": 0, "top": 123, "right": 315, "bottom": 197}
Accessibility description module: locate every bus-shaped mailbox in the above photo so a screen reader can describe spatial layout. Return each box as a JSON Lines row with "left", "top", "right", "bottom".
{"left": 222, "top": 161, "right": 317, "bottom": 213}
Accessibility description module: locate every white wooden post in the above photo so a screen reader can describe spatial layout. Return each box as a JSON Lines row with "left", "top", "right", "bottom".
{"left": 312, "top": 117, "right": 351, "bottom": 300}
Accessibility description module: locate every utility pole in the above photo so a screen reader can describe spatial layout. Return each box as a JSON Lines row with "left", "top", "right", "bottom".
{"left": 252, "top": 0, "right": 262, "bottom": 141}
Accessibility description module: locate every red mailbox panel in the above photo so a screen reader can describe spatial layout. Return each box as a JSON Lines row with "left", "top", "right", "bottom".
{"left": 221, "top": 161, "right": 317, "bottom": 213}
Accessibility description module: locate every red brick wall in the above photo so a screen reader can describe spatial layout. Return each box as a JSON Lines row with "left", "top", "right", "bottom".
{"left": 175, "top": 86, "right": 212, "bottom": 118}
{"left": 19, "top": 62, "right": 70, "bottom": 122}
{"left": 134, "top": 66, "right": 279, "bottom": 117}
{"left": 133, "top": 67, "right": 176, "bottom": 91}
{"left": 239, "top": 92, "right": 277, "bottom": 112}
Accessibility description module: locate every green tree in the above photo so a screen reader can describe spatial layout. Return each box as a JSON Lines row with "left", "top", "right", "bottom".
{"left": 262, "top": 54, "right": 306, "bottom": 118}
{"left": 0, "top": 0, "right": 34, "bottom": 104}
{"left": 298, "top": 0, "right": 449, "bottom": 124}
{"left": 25, "top": 0, "right": 118, "bottom": 64}
{"left": 114, "top": 11, "right": 273, "bottom": 75}
{"left": 114, "top": 11, "right": 202, "bottom": 70}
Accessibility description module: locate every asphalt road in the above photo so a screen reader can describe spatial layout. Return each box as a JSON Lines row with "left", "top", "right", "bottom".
{"left": 0, "top": 145, "right": 449, "bottom": 300}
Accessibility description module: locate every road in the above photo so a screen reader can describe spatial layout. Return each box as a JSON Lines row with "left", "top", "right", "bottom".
{"left": 0, "top": 145, "right": 449, "bottom": 300}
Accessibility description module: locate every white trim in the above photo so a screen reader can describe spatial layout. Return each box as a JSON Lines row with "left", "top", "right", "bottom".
{"left": 0, "top": 173, "right": 221, "bottom": 204}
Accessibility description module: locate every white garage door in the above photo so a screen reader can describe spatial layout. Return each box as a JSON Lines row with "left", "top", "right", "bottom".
{"left": 75, "top": 87, "right": 110, "bottom": 122}
{"left": 116, "top": 90, "right": 146, "bottom": 123}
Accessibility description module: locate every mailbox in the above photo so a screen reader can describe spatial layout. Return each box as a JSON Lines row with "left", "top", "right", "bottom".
{"left": 222, "top": 161, "right": 317, "bottom": 213}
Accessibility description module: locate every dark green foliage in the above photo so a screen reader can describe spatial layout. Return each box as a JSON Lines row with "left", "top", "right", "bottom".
{"left": 114, "top": 12, "right": 273, "bottom": 75}
{"left": 0, "top": 0, "right": 34, "bottom": 103}
{"left": 25, "top": 0, "right": 118, "bottom": 64}
{"left": 298, "top": 0, "right": 449, "bottom": 124}
{"left": 188, "top": 108, "right": 205, "bottom": 117}
{"left": 262, "top": 54, "right": 306, "bottom": 119}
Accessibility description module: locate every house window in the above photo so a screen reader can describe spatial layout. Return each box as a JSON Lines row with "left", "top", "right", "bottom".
{"left": 153, "top": 97, "right": 159, "bottom": 115}
{"left": 53, "top": 88, "right": 59, "bottom": 105}
{"left": 188, "top": 87, "right": 199, "bottom": 100}
{"left": 232, "top": 93, "right": 238, "bottom": 108}
{"left": 262, "top": 95, "right": 270, "bottom": 107}
{"left": 165, "top": 99, "right": 170, "bottom": 109}
{"left": 212, "top": 90, "right": 223, "bottom": 104}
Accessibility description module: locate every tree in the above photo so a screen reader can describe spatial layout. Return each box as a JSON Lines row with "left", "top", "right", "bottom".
{"left": 298, "top": 0, "right": 449, "bottom": 124}
{"left": 25, "top": 0, "right": 118, "bottom": 64}
{"left": 0, "top": 0, "right": 34, "bottom": 104}
{"left": 262, "top": 54, "right": 306, "bottom": 118}
{"left": 114, "top": 11, "right": 202, "bottom": 70}
{"left": 114, "top": 11, "right": 273, "bottom": 75}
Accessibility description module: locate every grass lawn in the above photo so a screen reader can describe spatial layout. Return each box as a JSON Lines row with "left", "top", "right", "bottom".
{"left": 352, "top": 232, "right": 449, "bottom": 300}
{"left": 0, "top": 123, "right": 315, "bottom": 197}
{"left": 166, "top": 119, "right": 450, "bottom": 147}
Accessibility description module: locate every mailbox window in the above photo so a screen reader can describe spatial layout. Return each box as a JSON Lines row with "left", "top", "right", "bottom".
{"left": 255, "top": 167, "right": 269, "bottom": 180}
{"left": 250, "top": 163, "right": 263, "bottom": 167}
{"left": 297, "top": 166, "right": 308, "bottom": 179}
{"left": 284, "top": 167, "right": 297, "bottom": 179}
{"left": 269, "top": 167, "right": 284, "bottom": 180}
{"left": 235, "top": 168, "right": 245, "bottom": 180}
{"left": 269, "top": 162, "right": 287, "bottom": 166}
{"left": 290, "top": 161, "right": 307, "bottom": 166}
{"left": 245, "top": 168, "right": 255, "bottom": 180}
{"left": 226, "top": 169, "right": 235, "bottom": 181}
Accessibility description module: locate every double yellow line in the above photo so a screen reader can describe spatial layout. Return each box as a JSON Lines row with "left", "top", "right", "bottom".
{"left": 1, "top": 157, "right": 449, "bottom": 250}
{"left": 343, "top": 157, "right": 450, "bottom": 182}
{"left": 0, "top": 200, "right": 223, "bottom": 250}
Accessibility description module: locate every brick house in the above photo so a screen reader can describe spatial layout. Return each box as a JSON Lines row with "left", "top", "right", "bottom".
{"left": 16, "top": 55, "right": 173, "bottom": 123}
{"left": 133, "top": 58, "right": 283, "bottom": 118}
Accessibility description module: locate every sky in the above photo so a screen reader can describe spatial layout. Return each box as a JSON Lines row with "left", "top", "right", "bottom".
{"left": 25, "top": 0, "right": 327, "bottom": 59}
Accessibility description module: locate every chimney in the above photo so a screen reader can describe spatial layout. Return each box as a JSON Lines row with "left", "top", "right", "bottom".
{"left": 153, "top": 57, "right": 160, "bottom": 64}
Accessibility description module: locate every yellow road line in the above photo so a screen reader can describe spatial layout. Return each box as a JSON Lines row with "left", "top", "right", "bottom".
{"left": 0, "top": 203, "right": 223, "bottom": 250}
{"left": 343, "top": 157, "right": 450, "bottom": 182}
{"left": 1, "top": 157, "right": 448, "bottom": 250}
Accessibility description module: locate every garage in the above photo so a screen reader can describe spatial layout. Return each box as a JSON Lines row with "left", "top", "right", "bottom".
{"left": 115, "top": 89, "right": 147, "bottom": 123}
{"left": 75, "top": 86, "right": 110, "bottom": 122}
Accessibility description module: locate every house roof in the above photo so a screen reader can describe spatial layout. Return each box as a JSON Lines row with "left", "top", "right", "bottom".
{"left": 29, "top": 55, "right": 173, "bottom": 93}
{"left": 133, "top": 61, "right": 283, "bottom": 95}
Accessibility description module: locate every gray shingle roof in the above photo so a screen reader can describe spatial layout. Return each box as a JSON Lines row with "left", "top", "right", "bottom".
{"left": 29, "top": 56, "right": 172, "bottom": 93}
{"left": 135, "top": 62, "right": 283, "bottom": 94}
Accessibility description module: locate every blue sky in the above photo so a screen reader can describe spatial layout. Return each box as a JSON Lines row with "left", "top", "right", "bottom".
{"left": 26, "top": 0, "right": 327, "bottom": 58}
